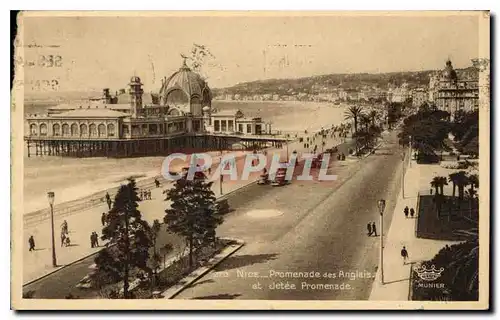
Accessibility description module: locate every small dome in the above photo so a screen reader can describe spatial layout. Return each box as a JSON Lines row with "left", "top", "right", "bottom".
{"left": 130, "top": 76, "right": 142, "bottom": 84}
{"left": 202, "top": 106, "right": 210, "bottom": 112}
{"left": 441, "top": 60, "right": 457, "bottom": 81}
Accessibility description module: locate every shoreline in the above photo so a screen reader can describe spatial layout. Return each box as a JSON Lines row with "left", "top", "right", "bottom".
{"left": 23, "top": 101, "right": 348, "bottom": 215}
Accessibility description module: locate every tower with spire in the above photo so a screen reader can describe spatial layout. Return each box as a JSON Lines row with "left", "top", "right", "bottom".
{"left": 128, "top": 75, "right": 144, "bottom": 118}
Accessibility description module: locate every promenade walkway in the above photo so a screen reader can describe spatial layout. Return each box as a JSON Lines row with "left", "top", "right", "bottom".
{"left": 369, "top": 158, "right": 460, "bottom": 301}
{"left": 23, "top": 128, "right": 346, "bottom": 285}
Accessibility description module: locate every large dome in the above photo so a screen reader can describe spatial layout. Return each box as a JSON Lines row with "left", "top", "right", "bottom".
{"left": 159, "top": 60, "right": 212, "bottom": 116}
{"left": 441, "top": 60, "right": 457, "bottom": 81}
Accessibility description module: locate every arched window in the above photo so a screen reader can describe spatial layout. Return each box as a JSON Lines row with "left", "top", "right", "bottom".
{"left": 62, "top": 123, "right": 70, "bottom": 136}
{"left": 98, "top": 124, "right": 106, "bottom": 137}
{"left": 70, "top": 123, "right": 78, "bottom": 136}
{"left": 107, "top": 123, "right": 115, "bottom": 137}
{"left": 80, "top": 124, "right": 88, "bottom": 136}
{"left": 53, "top": 123, "right": 61, "bottom": 136}
{"left": 39, "top": 123, "right": 47, "bottom": 136}
{"left": 29, "top": 124, "right": 38, "bottom": 136}
{"left": 89, "top": 124, "right": 97, "bottom": 137}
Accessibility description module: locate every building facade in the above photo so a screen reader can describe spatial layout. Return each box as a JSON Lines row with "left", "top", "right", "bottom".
{"left": 428, "top": 60, "right": 479, "bottom": 118}
{"left": 25, "top": 61, "right": 276, "bottom": 157}
{"left": 412, "top": 88, "right": 428, "bottom": 108}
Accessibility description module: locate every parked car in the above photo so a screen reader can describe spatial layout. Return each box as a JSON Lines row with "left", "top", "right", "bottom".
{"left": 271, "top": 166, "right": 289, "bottom": 186}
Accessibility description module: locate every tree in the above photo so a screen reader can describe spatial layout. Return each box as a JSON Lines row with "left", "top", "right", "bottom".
{"left": 398, "top": 108, "right": 451, "bottom": 161}
{"left": 413, "top": 229, "right": 478, "bottom": 300}
{"left": 95, "top": 178, "right": 152, "bottom": 299}
{"left": 149, "top": 219, "right": 162, "bottom": 287}
{"left": 344, "top": 105, "right": 364, "bottom": 136}
{"left": 453, "top": 171, "right": 469, "bottom": 200}
{"left": 360, "top": 114, "right": 371, "bottom": 132}
{"left": 368, "top": 110, "right": 380, "bottom": 127}
{"left": 468, "top": 173, "right": 479, "bottom": 193}
{"left": 431, "top": 176, "right": 448, "bottom": 219}
{"left": 448, "top": 172, "right": 461, "bottom": 197}
{"left": 465, "top": 188, "right": 478, "bottom": 219}
{"left": 448, "top": 228, "right": 479, "bottom": 299}
{"left": 164, "top": 174, "right": 223, "bottom": 269}
{"left": 430, "top": 176, "right": 441, "bottom": 196}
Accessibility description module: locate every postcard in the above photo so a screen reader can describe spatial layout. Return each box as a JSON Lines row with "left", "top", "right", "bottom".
{"left": 11, "top": 10, "right": 490, "bottom": 310}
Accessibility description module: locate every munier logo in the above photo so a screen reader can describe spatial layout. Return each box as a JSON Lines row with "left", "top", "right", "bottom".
{"left": 414, "top": 264, "right": 444, "bottom": 282}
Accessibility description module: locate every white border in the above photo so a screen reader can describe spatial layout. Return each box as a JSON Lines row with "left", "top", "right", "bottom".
{"left": 3, "top": 1, "right": 498, "bottom": 319}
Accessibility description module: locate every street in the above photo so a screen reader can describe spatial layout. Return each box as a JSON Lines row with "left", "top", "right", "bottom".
{"left": 174, "top": 130, "right": 404, "bottom": 300}
{"left": 22, "top": 129, "right": 349, "bottom": 298}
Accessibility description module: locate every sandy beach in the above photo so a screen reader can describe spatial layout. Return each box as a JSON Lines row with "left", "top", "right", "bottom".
{"left": 23, "top": 101, "right": 348, "bottom": 214}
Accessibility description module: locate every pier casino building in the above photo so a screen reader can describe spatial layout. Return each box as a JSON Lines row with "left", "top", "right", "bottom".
{"left": 25, "top": 62, "right": 280, "bottom": 157}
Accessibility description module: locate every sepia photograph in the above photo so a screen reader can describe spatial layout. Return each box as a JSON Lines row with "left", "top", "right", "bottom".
{"left": 10, "top": 10, "right": 490, "bottom": 310}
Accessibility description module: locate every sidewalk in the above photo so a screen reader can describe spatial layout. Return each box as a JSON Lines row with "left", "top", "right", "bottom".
{"left": 23, "top": 129, "right": 347, "bottom": 285}
{"left": 369, "top": 159, "right": 459, "bottom": 301}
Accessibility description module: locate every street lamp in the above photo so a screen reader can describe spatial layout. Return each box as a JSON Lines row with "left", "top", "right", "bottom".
{"left": 408, "top": 135, "right": 412, "bottom": 168}
{"left": 286, "top": 139, "right": 289, "bottom": 162}
{"left": 377, "top": 199, "right": 386, "bottom": 284}
{"left": 401, "top": 153, "right": 405, "bottom": 199}
{"left": 47, "top": 191, "right": 57, "bottom": 267}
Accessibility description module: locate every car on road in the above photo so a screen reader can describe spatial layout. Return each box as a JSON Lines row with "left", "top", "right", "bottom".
{"left": 271, "top": 165, "right": 290, "bottom": 187}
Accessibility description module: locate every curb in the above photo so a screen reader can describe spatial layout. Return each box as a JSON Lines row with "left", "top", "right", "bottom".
{"left": 23, "top": 247, "right": 102, "bottom": 287}
{"left": 162, "top": 238, "right": 245, "bottom": 299}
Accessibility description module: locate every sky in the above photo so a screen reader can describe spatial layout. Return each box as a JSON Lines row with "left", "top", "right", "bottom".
{"left": 19, "top": 12, "right": 483, "bottom": 93}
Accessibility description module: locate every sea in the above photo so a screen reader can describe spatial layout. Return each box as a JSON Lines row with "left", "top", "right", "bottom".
{"left": 22, "top": 99, "right": 348, "bottom": 214}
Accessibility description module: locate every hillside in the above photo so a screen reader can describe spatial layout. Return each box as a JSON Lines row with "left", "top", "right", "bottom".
{"left": 213, "top": 67, "right": 477, "bottom": 96}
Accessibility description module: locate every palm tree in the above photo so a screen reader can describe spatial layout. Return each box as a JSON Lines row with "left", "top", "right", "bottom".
{"left": 468, "top": 173, "right": 479, "bottom": 193}
{"left": 448, "top": 228, "right": 479, "bottom": 299}
{"left": 431, "top": 176, "right": 447, "bottom": 219}
{"left": 344, "top": 106, "right": 364, "bottom": 136}
{"left": 454, "top": 171, "right": 470, "bottom": 200}
{"left": 430, "top": 177, "right": 441, "bottom": 196}
{"left": 448, "top": 172, "right": 461, "bottom": 197}
{"left": 360, "top": 114, "right": 371, "bottom": 132}
{"left": 368, "top": 110, "right": 379, "bottom": 127}
{"left": 465, "top": 188, "right": 478, "bottom": 219}
{"left": 436, "top": 176, "right": 448, "bottom": 195}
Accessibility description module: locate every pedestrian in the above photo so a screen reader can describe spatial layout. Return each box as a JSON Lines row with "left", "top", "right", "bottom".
{"left": 148, "top": 190, "right": 152, "bottom": 200}
{"left": 101, "top": 212, "right": 106, "bottom": 226}
{"left": 28, "top": 235, "right": 35, "bottom": 252}
{"left": 90, "top": 232, "right": 95, "bottom": 248}
{"left": 367, "top": 223, "right": 372, "bottom": 236}
{"left": 401, "top": 246, "right": 409, "bottom": 264}
{"left": 371, "top": 222, "right": 377, "bottom": 236}
{"left": 107, "top": 197, "right": 112, "bottom": 210}
{"left": 410, "top": 208, "right": 415, "bottom": 218}
{"left": 404, "top": 206, "right": 409, "bottom": 218}
{"left": 154, "top": 178, "right": 160, "bottom": 188}
{"left": 61, "top": 220, "right": 68, "bottom": 235}
{"left": 93, "top": 232, "right": 99, "bottom": 247}
{"left": 61, "top": 231, "right": 66, "bottom": 247}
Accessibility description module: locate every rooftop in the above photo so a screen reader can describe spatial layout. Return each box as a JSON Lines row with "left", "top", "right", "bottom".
{"left": 50, "top": 108, "right": 129, "bottom": 118}
{"left": 212, "top": 109, "right": 243, "bottom": 117}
